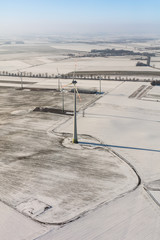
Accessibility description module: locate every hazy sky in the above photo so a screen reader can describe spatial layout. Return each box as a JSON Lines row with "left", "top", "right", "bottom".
{"left": 1, "top": 0, "right": 160, "bottom": 36}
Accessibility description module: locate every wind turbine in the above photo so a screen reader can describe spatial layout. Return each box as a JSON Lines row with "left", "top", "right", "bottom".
{"left": 62, "top": 66, "right": 81, "bottom": 143}
{"left": 99, "top": 76, "right": 102, "bottom": 94}
{"left": 72, "top": 79, "right": 78, "bottom": 143}
{"left": 71, "top": 61, "right": 82, "bottom": 143}
{"left": 56, "top": 68, "right": 61, "bottom": 91}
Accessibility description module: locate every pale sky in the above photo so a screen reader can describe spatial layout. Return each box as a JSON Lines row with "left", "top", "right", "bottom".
{"left": 1, "top": 0, "right": 160, "bottom": 36}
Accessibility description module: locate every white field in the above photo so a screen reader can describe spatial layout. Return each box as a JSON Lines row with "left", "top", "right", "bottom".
{"left": 0, "top": 201, "right": 48, "bottom": 240}
{"left": 151, "top": 57, "right": 160, "bottom": 69}
{"left": 0, "top": 78, "right": 160, "bottom": 240}
{"left": 0, "top": 60, "right": 30, "bottom": 72}
{"left": 0, "top": 85, "right": 138, "bottom": 225}
{"left": 46, "top": 80, "right": 160, "bottom": 240}
{"left": 51, "top": 40, "right": 159, "bottom": 52}
{"left": 0, "top": 56, "right": 157, "bottom": 75}
{"left": 0, "top": 40, "right": 160, "bottom": 76}
{"left": 149, "top": 86, "right": 160, "bottom": 95}
{"left": 58, "top": 81, "right": 160, "bottom": 183}
{"left": 1, "top": 39, "right": 160, "bottom": 240}
{"left": 38, "top": 187, "right": 160, "bottom": 240}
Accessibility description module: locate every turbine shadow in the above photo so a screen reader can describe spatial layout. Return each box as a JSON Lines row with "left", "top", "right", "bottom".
{"left": 78, "top": 142, "right": 160, "bottom": 153}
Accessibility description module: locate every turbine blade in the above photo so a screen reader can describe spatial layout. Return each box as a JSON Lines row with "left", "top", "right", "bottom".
{"left": 75, "top": 86, "right": 81, "bottom": 101}
{"left": 62, "top": 82, "right": 73, "bottom": 88}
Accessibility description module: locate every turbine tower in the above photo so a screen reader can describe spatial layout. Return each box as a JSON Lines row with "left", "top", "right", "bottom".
{"left": 62, "top": 63, "right": 80, "bottom": 144}
{"left": 72, "top": 79, "right": 78, "bottom": 143}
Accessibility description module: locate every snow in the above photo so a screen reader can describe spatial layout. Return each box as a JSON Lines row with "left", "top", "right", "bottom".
{"left": 0, "top": 77, "right": 160, "bottom": 239}
{"left": 49, "top": 80, "right": 160, "bottom": 239}
{"left": 0, "top": 200, "right": 47, "bottom": 240}
{"left": 16, "top": 56, "right": 156, "bottom": 75}
{"left": 58, "top": 82, "right": 160, "bottom": 183}
{"left": 0, "top": 60, "right": 30, "bottom": 71}
{"left": 1, "top": 39, "right": 160, "bottom": 239}
{"left": 150, "top": 191, "right": 160, "bottom": 204}
{"left": 0, "top": 87, "right": 138, "bottom": 225}
{"left": 37, "top": 187, "right": 160, "bottom": 240}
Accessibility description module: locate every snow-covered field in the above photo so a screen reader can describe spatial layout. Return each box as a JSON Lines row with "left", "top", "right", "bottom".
{"left": 52, "top": 80, "right": 160, "bottom": 240}
{"left": 1, "top": 56, "right": 159, "bottom": 76}
{"left": 0, "top": 201, "right": 48, "bottom": 240}
{"left": 0, "top": 40, "right": 160, "bottom": 76}
{"left": 0, "top": 79, "right": 159, "bottom": 239}
{"left": 0, "top": 87, "right": 138, "bottom": 225}
{"left": 1, "top": 38, "right": 160, "bottom": 239}
{"left": 58, "top": 81, "right": 160, "bottom": 183}
{"left": 38, "top": 187, "right": 160, "bottom": 240}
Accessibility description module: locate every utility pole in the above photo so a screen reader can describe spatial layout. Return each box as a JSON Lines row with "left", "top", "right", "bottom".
{"left": 58, "top": 78, "right": 60, "bottom": 91}
{"left": 20, "top": 73, "right": 23, "bottom": 89}
{"left": 72, "top": 80, "right": 78, "bottom": 143}
{"left": 57, "top": 68, "right": 60, "bottom": 91}
{"left": 62, "top": 89, "right": 64, "bottom": 113}
{"left": 99, "top": 77, "right": 101, "bottom": 94}
{"left": 17, "top": 69, "right": 23, "bottom": 89}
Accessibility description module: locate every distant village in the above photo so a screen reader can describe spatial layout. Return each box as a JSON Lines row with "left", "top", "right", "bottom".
{"left": 68, "top": 48, "right": 154, "bottom": 58}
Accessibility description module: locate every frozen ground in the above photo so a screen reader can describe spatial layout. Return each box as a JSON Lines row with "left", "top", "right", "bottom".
{"left": 37, "top": 187, "right": 160, "bottom": 240}
{"left": 1, "top": 38, "right": 160, "bottom": 239}
{"left": 0, "top": 85, "right": 138, "bottom": 226}
{"left": 0, "top": 79, "right": 160, "bottom": 239}
{"left": 51, "top": 80, "right": 160, "bottom": 240}
{"left": 0, "top": 56, "right": 159, "bottom": 76}
{"left": 0, "top": 200, "right": 48, "bottom": 240}
{"left": 58, "top": 81, "right": 160, "bottom": 183}
{"left": 0, "top": 39, "right": 160, "bottom": 76}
